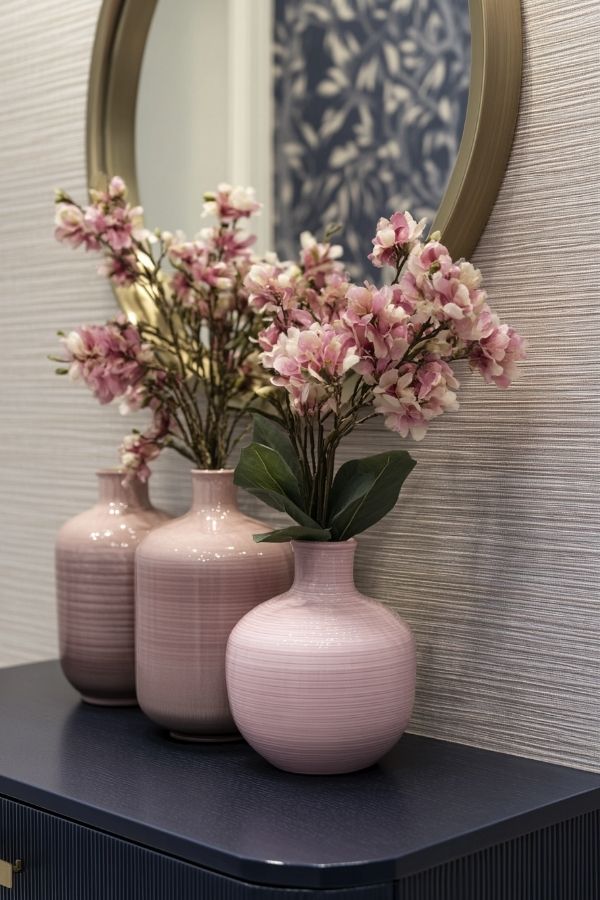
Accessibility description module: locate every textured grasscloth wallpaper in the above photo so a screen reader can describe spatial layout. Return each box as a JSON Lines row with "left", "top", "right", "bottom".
{"left": 0, "top": 0, "right": 598, "bottom": 771}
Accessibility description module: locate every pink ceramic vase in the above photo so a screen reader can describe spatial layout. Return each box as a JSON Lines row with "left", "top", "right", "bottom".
{"left": 226, "top": 539, "right": 416, "bottom": 774}
{"left": 56, "top": 470, "right": 170, "bottom": 706}
{"left": 135, "top": 469, "right": 294, "bottom": 742}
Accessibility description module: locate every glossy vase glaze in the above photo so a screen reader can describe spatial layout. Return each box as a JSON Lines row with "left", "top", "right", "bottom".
{"left": 135, "top": 469, "right": 294, "bottom": 742}
{"left": 226, "top": 539, "right": 416, "bottom": 774}
{"left": 56, "top": 471, "right": 169, "bottom": 706}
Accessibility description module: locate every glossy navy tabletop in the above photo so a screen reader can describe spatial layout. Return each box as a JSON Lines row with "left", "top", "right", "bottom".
{"left": 0, "top": 661, "right": 598, "bottom": 890}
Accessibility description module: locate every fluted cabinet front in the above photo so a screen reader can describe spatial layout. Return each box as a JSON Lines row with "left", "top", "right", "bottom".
{"left": 0, "top": 797, "right": 392, "bottom": 899}
{"left": 135, "top": 470, "right": 294, "bottom": 741}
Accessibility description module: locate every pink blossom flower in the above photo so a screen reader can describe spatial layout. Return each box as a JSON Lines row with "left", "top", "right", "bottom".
{"left": 256, "top": 320, "right": 284, "bottom": 354}
{"left": 83, "top": 203, "right": 148, "bottom": 252}
{"left": 203, "top": 183, "right": 261, "bottom": 221}
{"left": 196, "top": 225, "right": 256, "bottom": 261}
{"left": 245, "top": 260, "right": 302, "bottom": 311}
{"left": 54, "top": 203, "right": 100, "bottom": 250}
{"left": 306, "top": 272, "right": 351, "bottom": 322}
{"left": 414, "top": 358, "right": 460, "bottom": 412}
{"left": 250, "top": 257, "right": 318, "bottom": 352}
{"left": 118, "top": 383, "right": 147, "bottom": 415}
{"left": 429, "top": 257, "right": 486, "bottom": 324}
{"left": 373, "top": 367, "right": 430, "bottom": 439}
{"left": 469, "top": 322, "right": 527, "bottom": 388}
{"left": 120, "top": 435, "right": 159, "bottom": 481}
{"left": 264, "top": 323, "right": 358, "bottom": 381}
{"left": 168, "top": 240, "right": 235, "bottom": 309}
{"left": 343, "top": 284, "right": 410, "bottom": 381}
{"left": 61, "top": 319, "right": 153, "bottom": 405}
{"left": 406, "top": 239, "right": 455, "bottom": 281}
{"left": 120, "top": 408, "right": 172, "bottom": 482}
{"left": 119, "top": 369, "right": 172, "bottom": 415}
{"left": 369, "top": 211, "right": 427, "bottom": 268}
{"left": 108, "top": 176, "right": 126, "bottom": 199}
{"left": 262, "top": 322, "right": 359, "bottom": 414}
{"left": 97, "top": 253, "right": 138, "bottom": 286}
{"left": 373, "top": 359, "right": 459, "bottom": 440}
{"left": 299, "top": 231, "right": 345, "bottom": 289}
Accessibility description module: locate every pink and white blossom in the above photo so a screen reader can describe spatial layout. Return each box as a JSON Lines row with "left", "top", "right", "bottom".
{"left": 369, "top": 211, "right": 427, "bottom": 268}
{"left": 196, "top": 225, "right": 256, "bottom": 261}
{"left": 61, "top": 319, "right": 154, "bottom": 405}
{"left": 245, "top": 260, "right": 303, "bottom": 313}
{"left": 469, "top": 322, "right": 527, "bottom": 388}
{"left": 108, "top": 176, "right": 126, "bottom": 199}
{"left": 373, "top": 359, "right": 460, "bottom": 440}
{"left": 55, "top": 178, "right": 149, "bottom": 255}
{"left": 54, "top": 203, "right": 100, "bottom": 251}
{"left": 86, "top": 203, "right": 148, "bottom": 252}
{"left": 203, "top": 183, "right": 262, "bottom": 221}
{"left": 120, "top": 411, "right": 170, "bottom": 483}
{"left": 299, "top": 231, "right": 345, "bottom": 289}
{"left": 168, "top": 239, "right": 235, "bottom": 309}
{"left": 342, "top": 284, "right": 410, "bottom": 382}
{"left": 97, "top": 253, "right": 138, "bottom": 286}
{"left": 262, "top": 322, "right": 359, "bottom": 414}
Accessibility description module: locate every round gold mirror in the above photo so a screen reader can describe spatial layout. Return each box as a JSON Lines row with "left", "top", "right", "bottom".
{"left": 87, "top": 0, "right": 521, "bottom": 316}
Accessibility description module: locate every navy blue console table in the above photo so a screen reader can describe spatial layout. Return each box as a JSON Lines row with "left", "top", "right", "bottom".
{"left": 0, "top": 661, "right": 598, "bottom": 899}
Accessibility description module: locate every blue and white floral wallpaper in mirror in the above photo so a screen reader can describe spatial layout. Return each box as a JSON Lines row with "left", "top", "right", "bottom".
{"left": 273, "top": 0, "right": 471, "bottom": 278}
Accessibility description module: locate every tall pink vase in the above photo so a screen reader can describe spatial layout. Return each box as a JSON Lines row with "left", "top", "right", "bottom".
{"left": 135, "top": 469, "right": 294, "bottom": 742}
{"left": 226, "top": 539, "right": 416, "bottom": 774}
{"left": 56, "top": 470, "right": 170, "bottom": 706}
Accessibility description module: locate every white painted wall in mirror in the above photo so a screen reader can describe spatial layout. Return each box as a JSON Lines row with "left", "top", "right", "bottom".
{"left": 136, "top": 0, "right": 273, "bottom": 252}
{"left": 0, "top": 0, "right": 598, "bottom": 772}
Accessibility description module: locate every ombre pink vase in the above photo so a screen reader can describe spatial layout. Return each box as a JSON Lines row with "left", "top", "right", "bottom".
{"left": 56, "top": 470, "right": 170, "bottom": 706}
{"left": 226, "top": 539, "right": 416, "bottom": 774}
{"left": 135, "top": 469, "right": 294, "bottom": 742}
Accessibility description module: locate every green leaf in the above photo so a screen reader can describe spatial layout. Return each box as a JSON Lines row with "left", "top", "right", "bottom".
{"left": 328, "top": 451, "right": 416, "bottom": 540}
{"left": 234, "top": 442, "right": 318, "bottom": 528}
{"left": 252, "top": 414, "right": 303, "bottom": 484}
{"left": 254, "top": 525, "right": 332, "bottom": 543}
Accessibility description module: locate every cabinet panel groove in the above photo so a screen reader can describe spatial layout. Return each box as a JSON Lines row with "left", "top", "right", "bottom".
{"left": 395, "top": 809, "right": 600, "bottom": 900}
{"left": 0, "top": 796, "right": 391, "bottom": 899}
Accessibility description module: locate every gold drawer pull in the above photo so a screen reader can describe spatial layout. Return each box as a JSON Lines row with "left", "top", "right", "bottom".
{"left": 0, "top": 859, "right": 23, "bottom": 890}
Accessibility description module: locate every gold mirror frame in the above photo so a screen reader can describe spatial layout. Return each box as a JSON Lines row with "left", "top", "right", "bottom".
{"left": 87, "top": 0, "right": 522, "bottom": 316}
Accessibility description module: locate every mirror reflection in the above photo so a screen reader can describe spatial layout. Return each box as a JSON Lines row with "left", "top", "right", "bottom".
{"left": 136, "top": 0, "right": 470, "bottom": 277}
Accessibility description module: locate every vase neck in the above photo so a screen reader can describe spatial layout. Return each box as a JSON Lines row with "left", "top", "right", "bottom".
{"left": 190, "top": 469, "right": 239, "bottom": 511}
{"left": 291, "top": 540, "right": 356, "bottom": 594}
{"left": 96, "top": 470, "right": 151, "bottom": 509}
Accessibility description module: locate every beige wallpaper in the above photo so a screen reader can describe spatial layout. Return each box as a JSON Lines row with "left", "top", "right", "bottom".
{"left": 0, "top": 0, "right": 598, "bottom": 771}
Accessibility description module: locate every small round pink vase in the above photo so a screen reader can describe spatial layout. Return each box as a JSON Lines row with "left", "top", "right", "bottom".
{"left": 135, "top": 469, "right": 294, "bottom": 742}
{"left": 56, "top": 470, "right": 170, "bottom": 706}
{"left": 226, "top": 539, "right": 416, "bottom": 775}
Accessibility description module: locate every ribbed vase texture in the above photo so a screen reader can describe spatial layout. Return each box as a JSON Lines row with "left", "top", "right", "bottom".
{"left": 56, "top": 471, "right": 169, "bottom": 706}
{"left": 135, "top": 470, "right": 294, "bottom": 741}
{"left": 226, "top": 539, "right": 416, "bottom": 774}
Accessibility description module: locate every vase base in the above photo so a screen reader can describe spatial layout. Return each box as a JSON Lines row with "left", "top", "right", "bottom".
{"left": 81, "top": 695, "right": 138, "bottom": 707}
{"left": 169, "top": 730, "right": 242, "bottom": 744}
